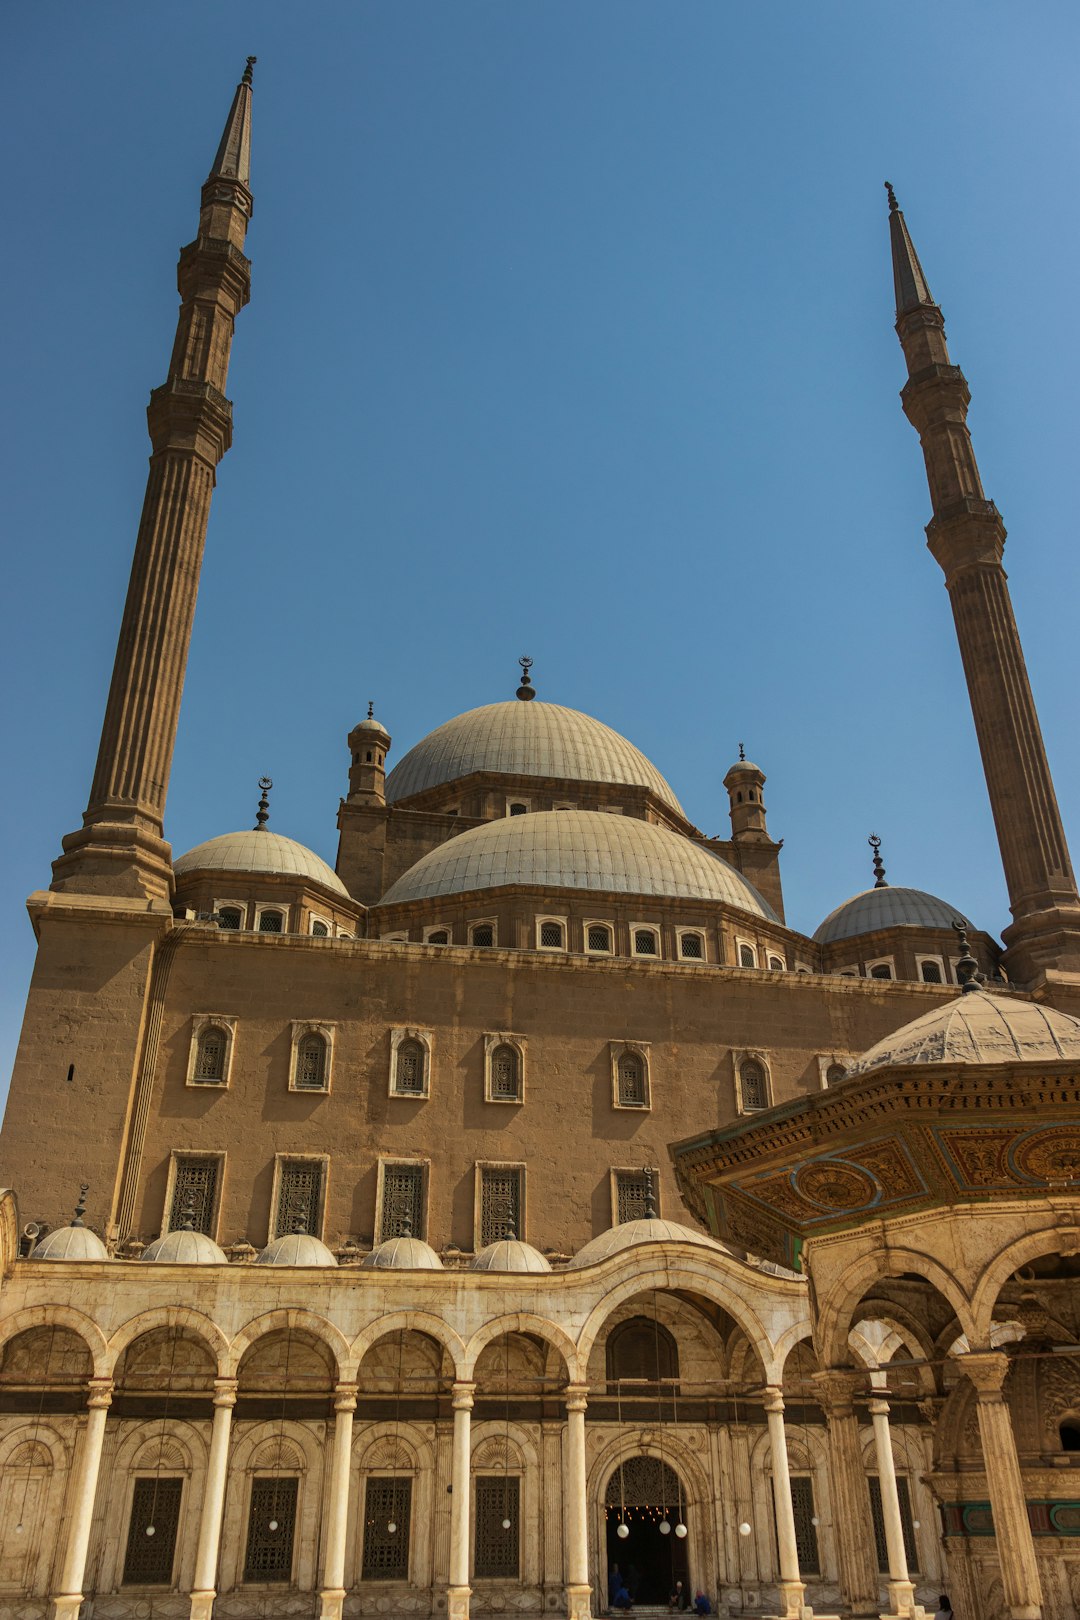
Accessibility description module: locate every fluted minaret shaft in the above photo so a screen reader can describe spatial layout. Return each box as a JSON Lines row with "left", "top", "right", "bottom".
{"left": 53, "top": 63, "right": 255, "bottom": 900}
{"left": 888, "top": 186, "right": 1080, "bottom": 980}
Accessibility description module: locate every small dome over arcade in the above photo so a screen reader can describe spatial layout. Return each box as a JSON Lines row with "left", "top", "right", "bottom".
{"left": 256, "top": 1225, "right": 338, "bottom": 1267}
{"left": 30, "top": 1187, "right": 110, "bottom": 1263}
{"left": 141, "top": 1204, "right": 227, "bottom": 1264}
{"left": 568, "top": 1172, "right": 726, "bottom": 1268}
{"left": 360, "top": 1231, "right": 444, "bottom": 1270}
{"left": 471, "top": 1234, "right": 551, "bottom": 1273}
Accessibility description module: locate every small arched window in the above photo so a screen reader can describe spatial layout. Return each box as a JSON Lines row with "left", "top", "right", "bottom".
{"left": 310, "top": 919, "right": 329, "bottom": 938}
{"left": 679, "top": 932, "right": 704, "bottom": 960}
{"left": 490, "top": 1043, "right": 522, "bottom": 1101}
{"left": 258, "top": 909, "right": 284, "bottom": 934}
{"left": 366, "top": 750, "right": 373, "bottom": 762}
{"left": 618, "top": 1050, "right": 648, "bottom": 1107}
{"left": 588, "top": 924, "right": 613, "bottom": 953}
{"left": 768, "top": 955, "right": 784, "bottom": 971}
{"left": 869, "top": 963, "right": 893, "bottom": 981}
{"left": 740, "top": 1059, "right": 767, "bottom": 1111}
{"left": 633, "top": 928, "right": 658, "bottom": 957}
{"left": 606, "top": 1316, "right": 680, "bottom": 1390}
{"left": 427, "top": 930, "right": 450, "bottom": 945}
{"left": 217, "top": 906, "right": 242, "bottom": 931}
{"left": 739, "top": 943, "right": 757, "bottom": 968}
{"left": 296, "top": 1032, "right": 327, "bottom": 1090}
{"left": 395, "top": 1038, "right": 426, "bottom": 1095}
{"left": 539, "top": 920, "right": 565, "bottom": 949}
{"left": 919, "top": 959, "right": 943, "bottom": 984}
{"left": 509, "top": 803, "right": 528, "bottom": 816}
{"left": 470, "top": 923, "right": 495, "bottom": 947}
{"left": 195, "top": 1026, "right": 227, "bottom": 1082}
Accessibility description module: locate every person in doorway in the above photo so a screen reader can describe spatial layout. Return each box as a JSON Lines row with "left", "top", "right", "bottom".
{"left": 933, "top": 1599, "right": 953, "bottom": 1620}
{"left": 693, "top": 1593, "right": 711, "bottom": 1616}
{"left": 668, "top": 1581, "right": 688, "bottom": 1611}
{"left": 626, "top": 1563, "right": 641, "bottom": 1603}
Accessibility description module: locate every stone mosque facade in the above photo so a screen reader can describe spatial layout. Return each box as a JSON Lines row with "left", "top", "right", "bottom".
{"left": 2, "top": 61, "right": 1080, "bottom": 1620}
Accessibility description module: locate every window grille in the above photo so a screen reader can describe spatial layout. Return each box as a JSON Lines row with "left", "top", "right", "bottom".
{"left": 509, "top": 803, "right": 528, "bottom": 816}
{"left": 427, "top": 930, "right": 449, "bottom": 945}
{"left": 741, "top": 1061, "right": 767, "bottom": 1111}
{"left": 274, "top": 1160, "right": 324, "bottom": 1238}
{"left": 615, "top": 1171, "right": 650, "bottom": 1225}
{"left": 394, "top": 1038, "right": 426, "bottom": 1095}
{"left": 362, "top": 1477, "right": 412, "bottom": 1579}
{"left": 295, "top": 1033, "right": 327, "bottom": 1090}
{"left": 679, "top": 933, "right": 703, "bottom": 959}
{"left": 869, "top": 963, "right": 893, "bottom": 980}
{"left": 633, "top": 929, "right": 658, "bottom": 956}
{"left": 474, "top": 1476, "right": 520, "bottom": 1579}
{"left": 259, "top": 910, "right": 284, "bottom": 934}
{"left": 588, "top": 924, "right": 612, "bottom": 952}
{"left": 480, "top": 1167, "right": 521, "bottom": 1245}
{"left": 217, "top": 907, "right": 242, "bottom": 931}
{"left": 789, "top": 1477, "right": 821, "bottom": 1575}
{"left": 471, "top": 924, "right": 494, "bottom": 947}
{"left": 122, "top": 1477, "right": 183, "bottom": 1585}
{"left": 539, "top": 920, "right": 564, "bottom": 948}
{"left": 311, "top": 920, "right": 329, "bottom": 937}
{"left": 243, "top": 1477, "right": 298, "bottom": 1582}
{"left": 920, "top": 960, "right": 943, "bottom": 984}
{"left": 606, "top": 1317, "right": 679, "bottom": 1388}
{"left": 490, "top": 1044, "right": 521, "bottom": 1101}
{"left": 604, "top": 1457, "right": 681, "bottom": 1508}
{"left": 618, "top": 1051, "right": 647, "bottom": 1107}
{"left": 739, "top": 943, "right": 756, "bottom": 968}
{"left": 867, "top": 1475, "right": 918, "bottom": 1573}
{"left": 768, "top": 956, "right": 784, "bottom": 971}
{"left": 380, "top": 1164, "right": 424, "bottom": 1241}
{"left": 169, "top": 1158, "right": 219, "bottom": 1235}
{"left": 194, "top": 1026, "right": 226, "bottom": 1082}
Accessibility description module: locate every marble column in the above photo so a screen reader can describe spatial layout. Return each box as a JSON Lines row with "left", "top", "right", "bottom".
{"left": 319, "top": 1382, "right": 359, "bottom": 1620}
{"left": 960, "top": 1353, "right": 1043, "bottom": 1620}
{"left": 564, "top": 1385, "right": 591, "bottom": 1620}
{"left": 189, "top": 1377, "right": 237, "bottom": 1620}
{"left": 449, "top": 1380, "right": 475, "bottom": 1620}
{"left": 866, "top": 1391, "right": 922, "bottom": 1619}
{"left": 813, "top": 1371, "right": 878, "bottom": 1618}
{"left": 763, "top": 1388, "right": 807, "bottom": 1620}
{"left": 52, "top": 1377, "right": 113, "bottom": 1620}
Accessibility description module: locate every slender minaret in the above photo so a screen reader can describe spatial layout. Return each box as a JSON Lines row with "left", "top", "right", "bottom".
{"left": 52, "top": 61, "right": 256, "bottom": 901}
{"left": 886, "top": 182, "right": 1080, "bottom": 983}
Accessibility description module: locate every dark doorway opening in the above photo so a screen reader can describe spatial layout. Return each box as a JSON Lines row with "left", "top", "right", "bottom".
{"left": 604, "top": 1459, "right": 690, "bottom": 1608}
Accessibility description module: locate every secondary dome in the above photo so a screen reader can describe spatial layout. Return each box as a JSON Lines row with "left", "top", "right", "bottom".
{"left": 31, "top": 1223, "right": 110, "bottom": 1262}
{"left": 845, "top": 987, "right": 1080, "bottom": 1078}
{"left": 256, "top": 1230, "right": 338, "bottom": 1267}
{"left": 385, "top": 702, "right": 684, "bottom": 815}
{"left": 360, "top": 1234, "right": 444, "bottom": 1270}
{"left": 569, "top": 1216, "right": 727, "bottom": 1269}
{"left": 813, "top": 886, "right": 969, "bottom": 945}
{"left": 141, "top": 1225, "right": 227, "bottom": 1264}
{"left": 377, "top": 809, "right": 777, "bottom": 917}
{"left": 471, "top": 1238, "right": 551, "bottom": 1273}
{"left": 174, "top": 829, "right": 348, "bottom": 897}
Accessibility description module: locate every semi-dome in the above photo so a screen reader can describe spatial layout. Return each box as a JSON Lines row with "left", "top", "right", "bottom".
{"left": 568, "top": 1216, "right": 727, "bottom": 1269}
{"left": 385, "top": 702, "right": 685, "bottom": 815}
{"left": 256, "top": 1230, "right": 338, "bottom": 1267}
{"left": 360, "top": 1234, "right": 444, "bottom": 1270}
{"left": 174, "top": 829, "right": 348, "bottom": 897}
{"left": 813, "top": 885, "right": 969, "bottom": 945}
{"left": 141, "top": 1224, "right": 227, "bottom": 1264}
{"left": 31, "top": 1223, "right": 110, "bottom": 1263}
{"left": 845, "top": 987, "right": 1080, "bottom": 1078}
{"left": 471, "top": 1238, "right": 551, "bottom": 1273}
{"left": 377, "top": 809, "right": 778, "bottom": 917}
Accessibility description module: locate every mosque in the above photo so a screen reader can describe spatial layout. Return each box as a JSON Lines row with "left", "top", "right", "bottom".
{"left": 1, "top": 59, "right": 1079, "bottom": 1620}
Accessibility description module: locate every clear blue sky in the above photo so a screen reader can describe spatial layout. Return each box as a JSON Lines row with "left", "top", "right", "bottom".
{"left": 2, "top": 3, "right": 1078, "bottom": 1098}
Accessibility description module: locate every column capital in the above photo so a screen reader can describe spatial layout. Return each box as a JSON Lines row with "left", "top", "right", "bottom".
{"left": 959, "top": 1350, "right": 1011, "bottom": 1399}
{"left": 86, "top": 1377, "right": 114, "bottom": 1410}
{"left": 212, "top": 1376, "right": 238, "bottom": 1407}
{"left": 333, "top": 1382, "right": 359, "bottom": 1412}
{"left": 867, "top": 1395, "right": 891, "bottom": 1418}
{"left": 564, "top": 1383, "right": 589, "bottom": 1413}
{"left": 762, "top": 1385, "right": 785, "bottom": 1416}
{"left": 452, "top": 1380, "right": 476, "bottom": 1410}
{"left": 812, "top": 1367, "right": 862, "bottom": 1415}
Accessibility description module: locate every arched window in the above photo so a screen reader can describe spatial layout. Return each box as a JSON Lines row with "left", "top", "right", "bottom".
{"left": 427, "top": 929, "right": 450, "bottom": 945}
{"left": 633, "top": 928, "right": 659, "bottom": 957}
{"left": 539, "top": 919, "right": 565, "bottom": 949}
{"left": 258, "top": 909, "right": 284, "bottom": 934}
{"left": 217, "top": 906, "right": 242, "bottom": 931}
{"left": 740, "top": 1059, "right": 767, "bottom": 1111}
{"left": 470, "top": 923, "right": 495, "bottom": 947}
{"left": 738, "top": 943, "right": 757, "bottom": 968}
{"left": 194, "top": 1025, "right": 227, "bottom": 1082}
{"left": 617, "top": 1050, "right": 648, "bottom": 1107}
{"left": 679, "top": 932, "right": 704, "bottom": 959}
{"left": 919, "top": 959, "right": 943, "bottom": 984}
{"left": 587, "top": 923, "right": 613, "bottom": 953}
{"left": 490, "top": 1043, "right": 522, "bottom": 1101}
{"left": 606, "top": 1316, "right": 679, "bottom": 1391}
{"left": 295, "top": 1032, "right": 327, "bottom": 1090}
{"left": 310, "top": 919, "right": 329, "bottom": 938}
{"left": 394, "top": 1038, "right": 426, "bottom": 1095}
{"left": 869, "top": 963, "right": 893, "bottom": 981}
{"left": 509, "top": 802, "right": 528, "bottom": 816}
{"left": 768, "top": 955, "right": 784, "bottom": 971}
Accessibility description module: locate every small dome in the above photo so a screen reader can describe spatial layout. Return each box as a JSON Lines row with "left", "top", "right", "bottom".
{"left": 31, "top": 1223, "right": 110, "bottom": 1262}
{"left": 256, "top": 1230, "right": 338, "bottom": 1267}
{"left": 846, "top": 987, "right": 1080, "bottom": 1078}
{"left": 385, "top": 701, "right": 684, "bottom": 815}
{"left": 813, "top": 885, "right": 970, "bottom": 945}
{"left": 471, "top": 1238, "right": 551, "bottom": 1273}
{"left": 360, "top": 1234, "right": 444, "bottom": 1270}
{"left": 568, "top": 1216, "right": 727, "bottom": 1269}
{"left": 378, "top": 809, "right": 777, "bottom": 918}
{"left": 174, "top": 830, "right": 348, "bottom": 897}
{"left": 141, "top": 1226, "right": 228, "bottom": 1264}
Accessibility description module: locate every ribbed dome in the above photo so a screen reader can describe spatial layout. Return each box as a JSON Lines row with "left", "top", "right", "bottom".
{"left": 174, "top": 829, "right": 348, "bottom": 897}
{"left": 846, "top": 988, "right": 1080, "bottom": 1078}
{"left": 568, "top": 1217, "right": 726, "bottom": 1269}
{"left": 31, "top": 1224, "right": 110, "bottom": 1262}
{"left": 141, "top": 1227, "right": 228, "bottom": 1264}
{"left": 377, "top": 810, "right": 777, "bottom": 917}
{"left": 256, "top": 1231, "right": 338, "bottom": 1267}
{"left": 385, "top": 702, "right": 684, "bottom": 814}
{"left": 360, "top": 1234, "right": 444, "bottom": 1270}
{"left": 813, "top": 886, "right": 969, "bottom": 944}
{"left": 471, "top": 1238, "right": 552, "bottom": 1273}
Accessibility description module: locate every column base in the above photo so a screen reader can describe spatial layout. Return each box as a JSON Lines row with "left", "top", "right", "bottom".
{"left": 319, "top": 1587, "right": 347, "bottom": 1620}
{"left": 189, "top": 1592, "right": 216, "bottom": 1620}
{"left": 880, "top": 1584, "right": 927, "bottom": 1620}
{"left": 52, "top": 818, "right": 174, "bottom": 902}
{"left": 51, "top": 1599, "right": 85, "bottom": 1620}
{"left": 565, "top": 1582, "right": 592, "bottom": 1620}
{"left": 448, "top": 1584, "right": 472, "bottom": 1620}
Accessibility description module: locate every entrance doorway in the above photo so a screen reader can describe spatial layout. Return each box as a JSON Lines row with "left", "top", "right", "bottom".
{"left": 604, "top": 1458, "right": 689, "bottom": 1607}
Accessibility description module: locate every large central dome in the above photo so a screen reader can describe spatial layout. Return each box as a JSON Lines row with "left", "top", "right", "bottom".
{"left": 385, "top": 701, "right": 684, "bottom": 815}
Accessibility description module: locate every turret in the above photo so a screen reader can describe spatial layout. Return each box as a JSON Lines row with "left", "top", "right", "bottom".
{"left": 348, "top": 704, "right": 392, "bottom": 803}
{"left": 723, "top": 745, "right": 769, "bottom": 840}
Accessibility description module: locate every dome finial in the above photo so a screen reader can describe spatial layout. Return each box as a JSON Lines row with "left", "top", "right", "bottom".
{"left": 242, "top": 55, "right": 256, "bottom": 87}
{"left": 868, "top": 833, "right": 888, "bottom": 888}
{"left": 516, "top": 656, "right": 536, "bottom": 701}
{"left": 399, "top": 1211, "right": 413, "bottom": 1239}
{"left": 643, "top": 1166, "right": 658, "bottom": 1221}
{"left": 367, "top": 701, "right": 374, "bottom": 720}
{"left": 254, "top": 775, "right": 273, "bottom": 831}
{"left": 884, "top": 179, "right": 899, "bottom": 214}
{"left": 952, "top": 919, "right": 985, "bottom": 993}
{"left": 738, "top": 741, "right": 746, "bottom": 762}
{"left": 292, "top": 1209, "right": 309, "bottom": 1236}
{"left": 504, "top": 1212, "right": 518, "bottom": 1242}
{"left": 179, "top": 1198, "right": 197, "bottom": 1233}
{"left": 72, "top": 1183, "right": 90, "bottom": 1228}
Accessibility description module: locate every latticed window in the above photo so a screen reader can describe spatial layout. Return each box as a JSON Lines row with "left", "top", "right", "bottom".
{"left": 920, "top": 959, "right": 943, "bottom": 984}
{"left": 869, "top": 963, "right": 893, "bottom": 980}
{"left": 427, "top": 930, "right": 449, "bottom": 945}
{"left": 243, "top": 1477, "right": 298, "bottom": 1582}
{"left": 394, "top": 1039, "right": 426, "bottom": 1095}
{"left": 169, "top": 1158, "right": 219, "bottom": 1235}
{"left": 588, "top": 924, "right": 612, "bottom": 952}
{"left": 539, "top": 920, "right": 564, "bottom": 948}
{"left": 194, "top": 1025, "right": 227, "bottom": 1082}
{"left": 606, "top": 1317, "right": 679, "bottom": 1388}
{"left": 615, "top": 1171, "right": 650, "bottom": 1225}
{"left": 480, "top": 1167, "right": 521, "bottom": 1245}
{"left": 604, "top": 1456, "right": 682, "bottom": 1510}
{"left": 618, "top": 1051, "right": 647, "bottom": 1107}
{"left": 867, "top": 1475, "right": 918, "bottom": 1573}
{"left": 361, "top": 1477, "right": 412, "bottom": 1580}
{"left": 490, "top": 1044, "right": 522, "bottom": 1101}
{"left": 274, "top": 1160, "right": 324, "bottom": 1238}
{"left": 122, "top": 1477, "right": 183, "bottom": 1585}
{"left": 380, "top": 1163, "right": 424, "bottom": 1241}
{"left": 739, "top": 943, "right": 756, "bottom": 967}
{"left": 509, "top": 803, "right": 528, "bottom": 816}
{"left": 259, "top": 909, "right": 284, "bottom": 934}
{"left": 311, "top": 919, "right": 329, "bottom": 937}
{"left": 679, "top": 933, "right": 704, "bottom": 959}
{"left": 768, "top": 955, "right": 784, "bottom": 971}
{"left": 217, "top": 907, "right": 242, "bottom": 931}
{"left": 471, "top": 924, "right": 495, "bottom": 947}
{"left": 474, "top": 1476, "right": 520, "bottom": 1579}
{"left": 789, "top": 1477, "right": 821, "bottom": 1575}
{"left": 295, "top": 1032, "right": 327, "bottom": 1090}
{"left": 740, "top": 1060, "right": 767, "bottom": 1111}
{"left": 633, "top": 928, "right": 658, "bottom": 956}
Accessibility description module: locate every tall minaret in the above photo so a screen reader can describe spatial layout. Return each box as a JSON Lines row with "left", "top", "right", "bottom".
{"left": 52, "top": 61, "right": 256, "bottom": 901}
{"left": 887, "top": 183, "right": 1080, "bottom": 984}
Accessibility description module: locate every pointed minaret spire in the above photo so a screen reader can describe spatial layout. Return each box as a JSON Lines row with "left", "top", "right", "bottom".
{"left": 887, "top": 187, "right": 1080, "bottom": 983}
{"left": 52, "top": 64, "right": 256, "bottom": 900}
